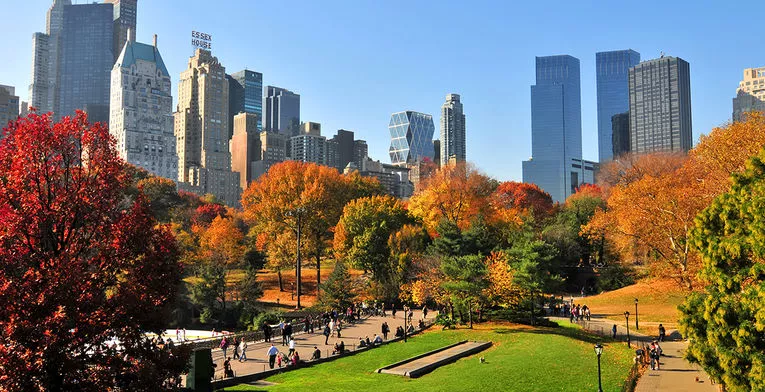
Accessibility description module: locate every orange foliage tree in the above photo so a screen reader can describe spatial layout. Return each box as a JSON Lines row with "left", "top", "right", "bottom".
{"left": 493, "top": 181, "right": 553, "bottom": 222}
{"left": 588, "top": 111, "right": 765, "bottom": 288}
{"left": 409, "top": 162, "right": 497, "bottom": 233}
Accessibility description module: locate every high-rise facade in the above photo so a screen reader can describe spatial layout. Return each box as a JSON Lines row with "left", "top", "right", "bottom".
{"left": 628, "top": 56, "right": 692, "bottom": 154}
{"left": 251, "top": 131, "right": 287, "bottom": 179}
{"left": 264, "top": 86, "right": 300, "bottom": 136}
{"left": 732, "top": 67, "right": 765, "bottom": 122}
{"left": 440, "top": 93, "right": 466, "bottom": 165}
{"left": 389, "top": 111, "right": 435, "bottom": 166}
{"left": 109, "top": 35, "right": 176, "bottom": 180}
{"left": 289, "top": 134, "right": 327, "bottom": 165}
{"left": 29, "top": 0, "right": 70, "bottom": 115}
{"left": 104, "top": 0, "right": 137, "bottom": 62}
{"left": 596, "top": 49, "right": 640, "bottom": 162}
{"left": 57, "top": 3, "right": 114, "bottom": 119}
{"left": 230, "top": 112, "right": 260, "bottom": 190}
{"left": 175, "top": 49, "right": 240, "bottom": 206}
{"left": 0, "top": 85, "right": 20, "bottom": 135}
{"left": 353, "top": 139, "right": 368, "bottom": 169}
{"left": 611, "top": 112, "right": 630, "bottom": 158}
{"left": 228, "top": 69, "right": 263, "bottom": 138}
{"left": 522, "top": 55, "right": 583, "bottom": 202}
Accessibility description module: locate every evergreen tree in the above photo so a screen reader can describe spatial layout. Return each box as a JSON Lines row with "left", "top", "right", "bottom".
{"left": 319, "top": 261, "right": 357, "bottom": 311}
{"left": 679, "top": 151, "right": 765, "bottom": 391}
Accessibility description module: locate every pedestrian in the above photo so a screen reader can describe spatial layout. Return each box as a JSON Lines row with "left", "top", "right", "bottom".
{"left": 422, "top": 305, "right": 428, "bottom": 319}
{"left": 612, "top": 324, "right": 617, "bottom": 339}
{"left": 263, "top": 322, "right": 272, "bottom": 343}
{"left": 658, "top": 324, "right": 666, "bottom": 342}
{"left": 392, "top": 307, "right": 397, "bottom": 319}
{"left": 337, "top": 322, "right": 342, "bottom": 338}
{"left": 233, "top": 337, "right": 240, "bottom": 360}
{"left": 223, "top": 357, "right": 234, "bottom": 378}
{"left": 239, "top": 340, "right": 248, "bottom": 362}
{"left": 323, "top": 324, "right": 331, "bottom": 345}
{"left": 382, "top": 322, "right": 389, "bottom": 340}
{"left": 220, "top": 336, "right": 229, "bottom": 359}
{"left": 288, "top": 337, "right": 296, "bottom": 356}
{"left": 182, "top": 328, "right": 187, "bottom": 342}
{"left": 329, "top": 319, "right": 336, "bottom": 337}
{"left": 176, "top": 328, "right": 180, "bottom": 342}
{"left": 267, "top": 344, "right": 278, "bottom": 369}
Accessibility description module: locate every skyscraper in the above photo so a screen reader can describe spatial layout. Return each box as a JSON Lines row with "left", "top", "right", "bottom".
{"left": 596, "top": 49, "right": 640, "bottom": 162}
{"left": 440, "top": 93, "right": 466, "bottom": 165}
{"left": 264, "top": 86, "right": 300, "bottom": 136}
{"left": 0, "top": 85, "right": 20, "bottom": 135}
{"left": 110, "top": 34, "right": 176, "bottom": 180}
{"left": 251, "top": 131, "right": 287, "bottom": 180}
{"left": 228, "top": 69, "right": 263, "bottom": 138}
{"left": 175, "top": 49, "right": 241, "bottom": 206}
{"left": 628, "top": 56, "right": 692, "bottom": 154}
{"left": 522, "top": 55, "right": 583, "bottom": 202}
{"left": 611, "top": 112, "right": 630, "bottom": 158}
{"left": 56, "top": 2, "right": 114, "bottom": 119}
{"left": 732, "top": 67, "right": 765, "bottom": 122}
{"left": 230, "top": 112, "right": 260, "bottom": 190}
{"left": 29, "top": 0, "right": 70, "bottom": 115}
{"left": 104, "top": 0, "right": 137, "bottom": 62}
{"left": 389, "top": 111, "right": 435, "bottom": 166}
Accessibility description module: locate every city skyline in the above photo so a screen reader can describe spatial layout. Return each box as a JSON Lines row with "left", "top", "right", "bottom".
{"left": 2, "top": 1, "right": 764, "bottom": 181}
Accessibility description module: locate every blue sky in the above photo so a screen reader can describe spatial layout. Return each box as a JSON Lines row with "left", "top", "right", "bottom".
{"left": 1, "top": 0, "right": 763, "bottom": 181}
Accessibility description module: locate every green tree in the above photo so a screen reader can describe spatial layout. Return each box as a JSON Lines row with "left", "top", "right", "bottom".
{"left": 441, "top": 255, "right": 489, "bottom": 328}
{"left": 333, "top": 195, "right": 413, "bottom": 300}
{"left": 507, "top": 240, "right": 562, "bottom": 326}
{"left": 679, "top": 151, "right": 765, "bottom": 391}
{"left": 319, "top": 261, "right": 357, "bottom": 311}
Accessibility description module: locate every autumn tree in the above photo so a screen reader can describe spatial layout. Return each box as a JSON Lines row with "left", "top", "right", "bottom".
{"left": 191, "top": 216, "right": 246, "bottom": 325}
{"left": 493, "top": 181, "right": 554, "bottom": 222}
{"left": 334, "top": 195, "right": 414, "bottom": 300}
{"left": 409, "top": 162, "right": 496, "bottom": 233}
{"left": 0, "top": 112, "right": 188, "bottom": 391}
{"left": 679, "top": 150, "right": 765, "bottom": 391}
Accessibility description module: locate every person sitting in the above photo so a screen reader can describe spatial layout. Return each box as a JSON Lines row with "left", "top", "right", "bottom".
{"left": 395, "top": 326, "right": 404, "bottom": 338}
{"left": 373, "top": 334, "right": 383, "bottom": 346}
{"left": 292, "top": 351, "right": 300, "bottom": 366}
{"left": 407, "top": 324, "right": 415, "bottom": 334}
{"left": 418, "top": 319, "right": 425, "bottom": 330}
{"left": 332, "top": 342, "right": 342, "bottom": 355}
{"left": 365, "top": 336, "right": 371, "bottom": 346}
{"left": 311, "top": 346, "right": 321, "bottom": 360}
{"left": 338, "top": 340, "right": 345, "bottom": 353}
{"left": 358, "top": 337, "right": 367, "bottom": 348}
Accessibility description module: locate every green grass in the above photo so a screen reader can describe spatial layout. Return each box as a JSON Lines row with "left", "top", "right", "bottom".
{"left": 225, "top": 322, "right": 635, "bottom": 392}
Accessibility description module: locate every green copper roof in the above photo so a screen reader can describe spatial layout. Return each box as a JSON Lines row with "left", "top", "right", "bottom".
{"left": 115, "top": 41, "right": 169, "bottom": 77}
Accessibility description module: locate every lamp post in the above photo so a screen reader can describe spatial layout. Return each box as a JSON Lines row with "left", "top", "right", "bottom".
{"left": 403, "top": 305, "right": 408, "bottom": 343}
{"left": 624, "top": 311, "right": 631, "bottom": 348}
{"left": 634, "top": 298, "right": 639, "bottom": 330}
{"left": 594, "top": 343, "right": 604, "bottom": 392}
{"left": 286, "top": 206, "right": 306, "bottom": 309}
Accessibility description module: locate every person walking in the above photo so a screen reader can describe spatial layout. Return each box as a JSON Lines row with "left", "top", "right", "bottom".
{"left": 288, "top": 337, "right": 296, "bottom": 356}
{"left": 232, "top": 337, "right": 240, "bottom": 360}
{"left": 267, "top": 344, "right": 278, "bottom": 369}
{"left": 382, "top": 322, "right": 390, "bottom": 340}
{"left": 263, "top": 322, "right": 272, "bottom": 343}
{"left": 612, "top": 324, "right": 617, "bottom": 339}
{"left": 323, "top": 324, "right": 331, "bottom": 345}
{"left": 658, "top": 324, "right": 666, "bottom": 342}
{"left": 239, "top": 340, "right": 248, "bottom": 362}
{"left": 422, "top": 306, "right": 428, "bottom": 319}
{"left": 220, "top": 336, "right": 229, "bottom": 359}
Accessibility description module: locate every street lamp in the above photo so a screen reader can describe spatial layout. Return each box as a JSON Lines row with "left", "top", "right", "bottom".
{"left": 624, "top": 311, "right": 631, "bottom": 348}
{"left": 402, "top": 305, "right": 408, "bottom": 343}
{"left": 594, "top": 343, "right": 604, "bottom": 392}
{"left": 285, "top": 206, "right": 306, "bottom": 309}
{"left": 634, "top": 298, "right": 639, "bottom": 330}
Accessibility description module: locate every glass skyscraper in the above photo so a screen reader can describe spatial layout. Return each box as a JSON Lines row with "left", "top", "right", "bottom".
{"left": 389, "top": 111, "right": 435, "bottom": 166}
{"left": 596, "top": 49, "right": 640, "bottom": 162}
{"left": 228, "top": 70, "right": 263, "bottom": 138}
{"left": 628, "top": 56, "right": 692, "bottom": 154}
{"left": 264, "top": 86, "right": 300, "bottom": 136}
{"left": 522, "top": 55, "right": 582, "bottom": 203}
{"left": 440, "top": 93, "right": 466, "bottom": 165}
{"left": 56, "top": 2, "right": 114, "bottom": 120}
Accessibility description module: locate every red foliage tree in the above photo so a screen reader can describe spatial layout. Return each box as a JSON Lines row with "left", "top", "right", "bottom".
{"left": 493, "top": 181, "right": 554, "bottom": 221}
{"left": 0, "top": 112, "right": 188, "bottom": 391}
{"left": 192, "top": 203, "right": 228, "bottom": 227}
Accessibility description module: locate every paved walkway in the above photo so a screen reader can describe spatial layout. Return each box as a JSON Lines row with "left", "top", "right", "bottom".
{"left": 379, "top": 341, "right": 491, "bottom": 378}
{"left": 553, "top": 316, "right": 716, "bottom": 392}
{"left": 212, "top": 309, "right": 429, "bottom": 380}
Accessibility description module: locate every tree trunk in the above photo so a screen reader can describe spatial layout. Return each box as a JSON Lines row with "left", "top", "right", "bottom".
{"left": 278, "top": 270, "right": 284, "bottom": 292}
{"left": 530, "top": 292, "right": 535, "bottom": 327}
{"left": 468, "top": 300, "right": 473, "bottom": 329}
{"left": 316, "top": 233, "right": 322, "bottom": 296}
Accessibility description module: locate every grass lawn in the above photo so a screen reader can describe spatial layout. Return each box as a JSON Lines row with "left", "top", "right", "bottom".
{"left": 224, "top": 322, "right": 635, "bottom": 392}
{"left": 573, "top": 279, "right": 689, "bottom": 336}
